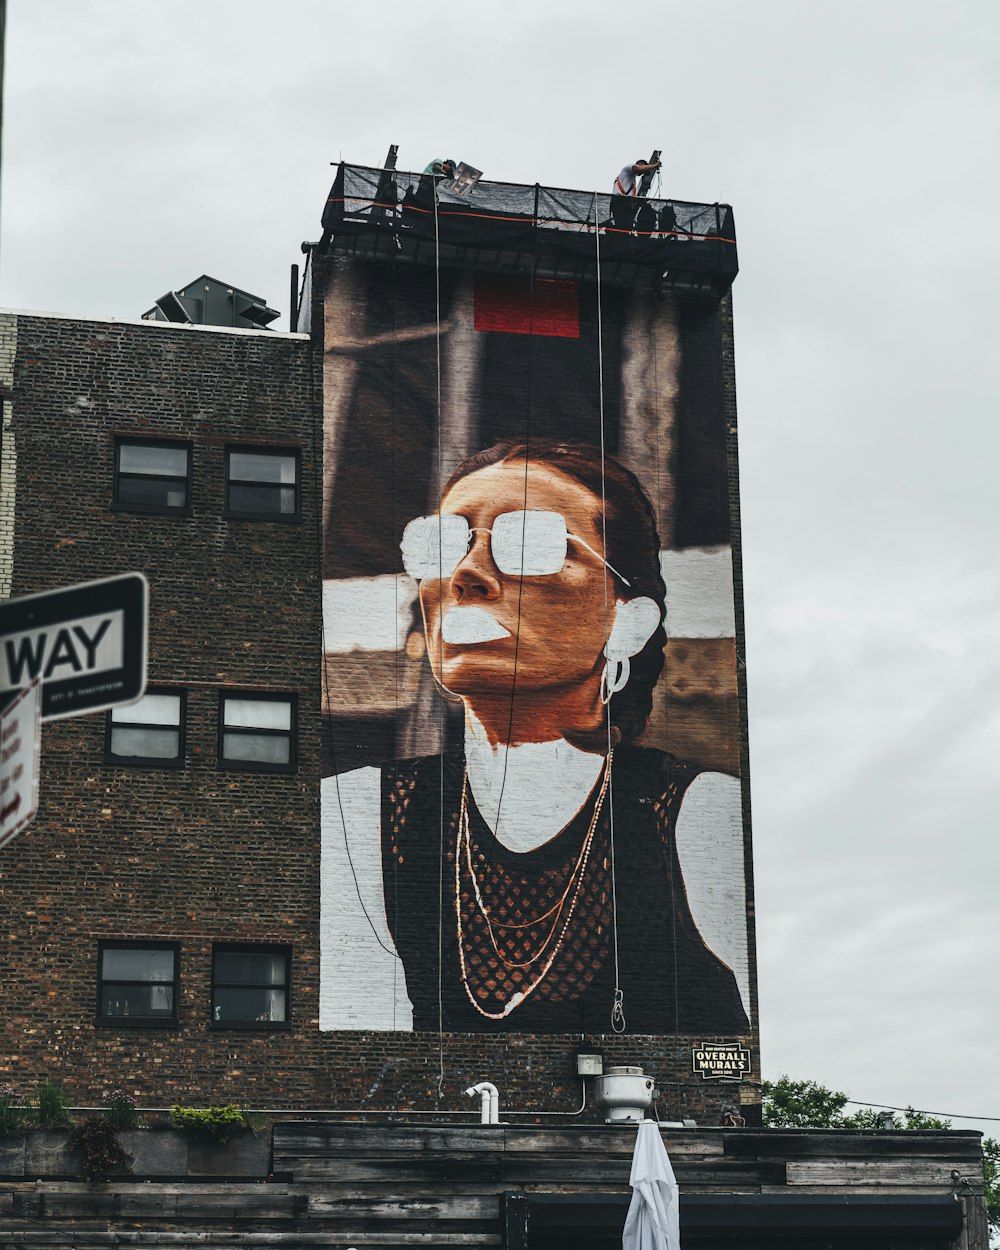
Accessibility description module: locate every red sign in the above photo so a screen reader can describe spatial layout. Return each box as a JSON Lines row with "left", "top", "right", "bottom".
{"left": 474, "top": 275, "right": 580, "bottom": 338}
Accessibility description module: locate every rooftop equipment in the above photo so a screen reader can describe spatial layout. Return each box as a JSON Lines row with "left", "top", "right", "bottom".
{"left": 142, "top": 275, "right": 279, "bottom": 330}
{"left": 593, "top": 1065, "right": 657, "bottom": 1123}
{"left": 318, "top": 157, "right": 738, "bottom": 297}
{"left": 465, "top": 1081, "right": 500, "bottom": 1125}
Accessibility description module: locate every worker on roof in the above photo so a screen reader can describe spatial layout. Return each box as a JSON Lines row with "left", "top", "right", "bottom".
{"left": 610, "top": 156, "right": 662, "bottom": 233}
{"left": 424, "top": 158, "right": 456, "bottom": 179}
{"left": 613, "top": 156, "right": 661, "bottom": 197}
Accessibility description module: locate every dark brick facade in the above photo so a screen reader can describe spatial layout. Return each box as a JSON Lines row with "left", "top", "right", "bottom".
{"left": 0, "top": 289, "right": 760, "bottom": 1125}
{"left": 0, "top": 313, "right": 324, "bottom": 1107}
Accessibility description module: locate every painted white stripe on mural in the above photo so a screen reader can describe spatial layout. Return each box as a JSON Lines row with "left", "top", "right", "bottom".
{"left": 674, "top": 771, "right": 750, "bottom": 1016}
{"left": 319, "top": 767, "right": 413, "bottom": 1030}
{"left": 322, "top": 545, "right": 736, "bottom": 654}
{"left": 323, "top": 577, "right": 418, "bottom": 653}
{"left": 661, "top": 545, "right": 736, "bottom": 639}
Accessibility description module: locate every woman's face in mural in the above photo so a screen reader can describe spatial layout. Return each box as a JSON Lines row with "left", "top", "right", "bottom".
{"left": 417, "top": 461, "right": 617, "bottom": 733}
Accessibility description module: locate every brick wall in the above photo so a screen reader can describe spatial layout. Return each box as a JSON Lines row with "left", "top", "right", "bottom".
{"left": 0, "top": 313, "right": 17, "bottom": 600}
{"left": 0, "top": 302, "right": 761, "bottom": 1127}
{"left": 0, "top": 313, "right": 325, "bottom": 1108}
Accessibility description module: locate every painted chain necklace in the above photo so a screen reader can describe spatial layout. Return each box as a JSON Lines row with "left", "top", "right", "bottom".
{"left": 455, "top": 749, "right": 614, "bottom": 1020}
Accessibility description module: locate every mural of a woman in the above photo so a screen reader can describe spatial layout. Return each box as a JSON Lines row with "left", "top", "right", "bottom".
{"left": 321, "top": 439, "right": 750, "bottom": 1034}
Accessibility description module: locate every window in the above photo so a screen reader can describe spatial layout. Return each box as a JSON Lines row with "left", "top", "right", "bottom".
{"left": 96, "top": 942, "right": 179, "bottom": 1027}
{"left": 211, "top": 945, "right": 290, "bottom": 1028}
{"left": 106, "top": 688, "right": 185, "bottom": 765}
{"left": 225, "top": 447, "right": 300, "bottom": 520}
{"left": 219, "top": 692, "right": 296, "bottom": 771}
{"left": 113, "top": 439, "right": 192, "bottom": 513}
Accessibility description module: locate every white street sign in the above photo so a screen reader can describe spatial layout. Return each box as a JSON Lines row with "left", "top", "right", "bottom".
{"left": 0, "top": 609, "right": 126, "bottom": 691}
{"left": 0, "top": 678, "right": 41, "bottom": 848}
{"left": 0, "top": 573, "right": 147, "bottom": 720}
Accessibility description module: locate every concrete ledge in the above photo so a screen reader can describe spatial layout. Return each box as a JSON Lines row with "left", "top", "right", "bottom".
{"left": 0, "top": 1128, "right": 268, "bottom": 1180}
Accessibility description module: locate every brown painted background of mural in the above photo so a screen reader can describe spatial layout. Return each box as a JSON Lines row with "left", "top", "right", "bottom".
{"left": 321, "top": 257, "right": 738, "bottom": 777}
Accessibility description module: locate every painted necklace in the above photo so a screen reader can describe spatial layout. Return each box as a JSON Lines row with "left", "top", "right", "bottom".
{"left": 455, "top": 750, "right": 614, "bottom": 1021}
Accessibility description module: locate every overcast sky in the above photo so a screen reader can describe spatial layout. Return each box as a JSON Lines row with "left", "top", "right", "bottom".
{"left": 3, "top": 1, "right": 998, "bottom": 1141}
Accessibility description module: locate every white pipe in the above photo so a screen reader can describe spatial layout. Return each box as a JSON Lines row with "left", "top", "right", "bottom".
{"left": 465, "top": 1084, "right": 488, "bottom": 1123}
{"left": 67, "top": 1080, "right": 589, "bottom": 1121}
{"left": 465, "top": 1081, "right": 500, "bottom": 1124}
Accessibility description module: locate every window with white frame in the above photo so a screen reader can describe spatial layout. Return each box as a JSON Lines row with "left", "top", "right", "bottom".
{"left": 219, "top": 692, "right": 296, "bottom": 771}
{"left": 106, "top": 688, "right": 185, "bottom": 765}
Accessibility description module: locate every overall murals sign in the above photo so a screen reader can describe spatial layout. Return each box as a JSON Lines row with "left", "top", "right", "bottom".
{"left": 692, "top": 1042, "right": 754, "bottom": 1080}
{"left": 319, "top": 256, "right": 751, "bottom": 1037}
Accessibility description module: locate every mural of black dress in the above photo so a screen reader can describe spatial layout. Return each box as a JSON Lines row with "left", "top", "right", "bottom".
{"left": 382, "top": 747, "right": 749, "bottom": 1034}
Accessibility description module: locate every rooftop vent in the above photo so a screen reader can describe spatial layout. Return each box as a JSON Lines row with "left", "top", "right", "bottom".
{"left": 143, "top": 275, "right": 279, "bottom": 330}
{"left": 593, "top": 1065, "right": 657, "bottom": 1123}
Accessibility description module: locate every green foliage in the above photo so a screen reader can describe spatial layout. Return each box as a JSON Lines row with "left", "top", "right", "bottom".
{"left": 101, "top": 1089, "right": 139, "bottom": 1131}
{"left": 762, "top": 1078, "right": 999, "bottom": 1243}
{"left": 0, "top": 1084, "right": 26, "bottom": 1133}
{"left": 33, "top": 1080, "right": 73, "bottom": 1129}
{"left": 169, "top": 1104, "right": 245, "bottom": 1143}
{"left": 983, "top": 1138, "right": 1000, "bottom": 1235}
{"left": 842, "top": 1104, "right": 952, "bottom": 1132}
{"left": 762, "top": 1076, "right": 852, "bottom": 1128}
{"left": 761, "top": 1076, "right": 951, "bottom": 1132}
{"left": 68, "top": 1118, "right": 133, "bottom": 1183}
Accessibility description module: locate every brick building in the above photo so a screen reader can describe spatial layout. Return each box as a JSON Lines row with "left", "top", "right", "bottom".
{"left": 0, "top": 166, "right": 988, "bottom": 1248}
{"left": 0, "top": 310, "right": 324, "bottom": 1106}
{"left": 1, "top": 166, "right": 763, "bottom": 1123}
{"left": 0, "top": 296, "right": 757, "bottom": 1121}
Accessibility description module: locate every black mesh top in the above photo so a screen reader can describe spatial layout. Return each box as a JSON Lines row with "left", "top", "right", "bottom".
{"left": 381, "top": 746, "right": 749, "bottom": 1035}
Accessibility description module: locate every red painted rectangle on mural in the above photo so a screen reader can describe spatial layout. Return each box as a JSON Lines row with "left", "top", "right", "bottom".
{"left": 473, "top": 275, "right": 580, "bottom": 338}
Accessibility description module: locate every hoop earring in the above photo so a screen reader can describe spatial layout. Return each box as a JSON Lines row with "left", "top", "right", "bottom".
{"left": 600, "top": 656, "right": 631, "bottom": 705}
{"left": 429, "top": 666, "right": 464, "bottom": 704}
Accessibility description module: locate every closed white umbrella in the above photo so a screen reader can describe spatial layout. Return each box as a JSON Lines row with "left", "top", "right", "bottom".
{"left": 622, "top": 1119, "right": 681, "bottom": 1250}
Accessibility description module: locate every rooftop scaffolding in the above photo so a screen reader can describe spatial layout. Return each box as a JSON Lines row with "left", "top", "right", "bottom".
{"left": 319, "top": 162, "right": 738, "bottom": 297}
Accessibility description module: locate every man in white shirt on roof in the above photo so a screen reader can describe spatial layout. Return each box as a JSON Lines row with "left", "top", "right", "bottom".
{"left": 614, "top": 156, "right": 661, "bottom": 196}
{"left": 610, "top": 155, "right": 662, "bottom": 232}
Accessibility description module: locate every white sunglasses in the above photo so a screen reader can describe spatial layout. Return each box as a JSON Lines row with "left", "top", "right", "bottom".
{"left": 400, "top": 510, "right": 630, "bottom": 585}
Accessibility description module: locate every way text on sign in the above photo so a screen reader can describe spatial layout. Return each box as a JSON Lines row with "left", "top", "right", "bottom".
{"left": 1, "top": 610, "right": 124, "bottom": 690}
{"left": 0, "top": 574, "right": 146, "bottom": 721}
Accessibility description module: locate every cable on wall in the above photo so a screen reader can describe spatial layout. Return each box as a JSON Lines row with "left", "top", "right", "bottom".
{"left": 391, "top": 254, "right": 401, "bottom": 1039}
{"left": 479, "top": 255, "right": 538, "bottom": 881}
{"left": 317, "top": 263, "right": 401, "bottom": 962}
{"left": 646, "top": 236, "right": 681, "bottom": 1098}
{"left": 593, "top": 193, "right": 625, "bottom": 1037}
{"left": 432, "top": 174, "right": 447, "bottom": 1101}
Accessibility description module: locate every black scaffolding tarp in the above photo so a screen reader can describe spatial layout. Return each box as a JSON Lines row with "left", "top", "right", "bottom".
{"left": 320, "top": 164, "right": 738, "bottom": 296}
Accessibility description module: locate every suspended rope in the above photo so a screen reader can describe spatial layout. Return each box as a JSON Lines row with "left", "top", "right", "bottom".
{"left": 486, "top": 255, "right": 537, "bottom": 880}
{"left": 432, "top": 176, "right": 447, "bottom": 1100}
{"left": 594, "top": 194, "right": 626, "bottom": 1036}
{"left": 327, "top": 626, "right": 400, "bottom": 959}
{"left": 655, "top": 289, "right": 682, "bottom": 1092}
{"left": 391, "top": 257, "right": 401, "bottom": 1039}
